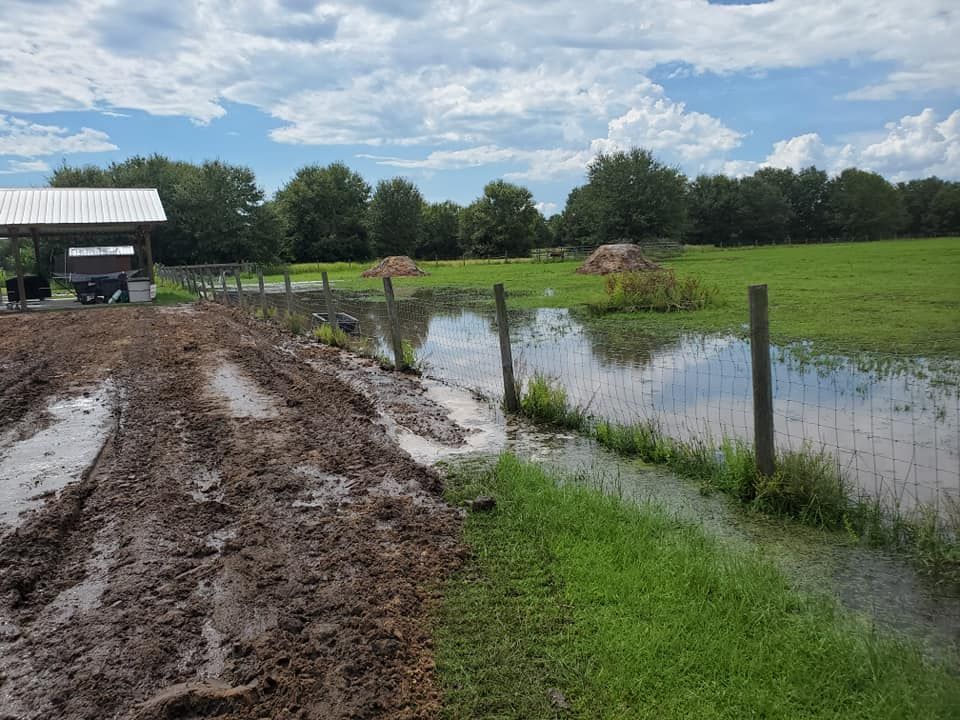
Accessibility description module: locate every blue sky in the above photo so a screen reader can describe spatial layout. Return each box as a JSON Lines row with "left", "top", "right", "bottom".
{"left": 0, "top": 0, "right": 957, "bottom": 214}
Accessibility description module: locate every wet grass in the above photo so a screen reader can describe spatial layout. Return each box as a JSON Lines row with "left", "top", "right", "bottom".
{"left": 255, "top": 237, "right": 960, "bottom": 355}
{"left": 435, "top": 454, "right": 960, "bottom": 719}
{"left": 518, "top": 374, "right": 589, "bottom": 430}
{"left": 313, "top": 323, "right": 350, "bottom": 348}
{"left": 154, "top": 284, "right": 196, "bottom": 305}
{"left": 593, "top": 419, "right": 960, "bottom": 582}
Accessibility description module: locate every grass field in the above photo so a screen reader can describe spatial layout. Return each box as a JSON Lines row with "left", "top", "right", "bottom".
{"left": 435, "top": 454, "right": 960, "bottom": 719}
{"left": 260, "top": 237, "right": 960, "bottom": 355}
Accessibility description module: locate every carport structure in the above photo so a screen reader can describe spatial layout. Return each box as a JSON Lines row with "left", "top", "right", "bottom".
{"left": 0, "top": 188, "right": 167, "bottom": 311}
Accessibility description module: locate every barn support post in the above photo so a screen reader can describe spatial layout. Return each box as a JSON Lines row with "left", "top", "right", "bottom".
{"left": 321, "top": 271, "right": 337, "bottom": 332}
{"left": 235, "top": 273, "right": 244, "bottom": 309}
{"left": 382, "top": 277, "right": 405, "bottom": 371}
{"left": 143, "top": 226, "right": 154, "bottom": 285}
{"left": 30, "top": 228, "right": 41, "bottom": 274}
{"left": 749, "top": 284, "right": 776, "bottom": 477}
{"left": 9, "top": 228, "right": 28, "bottom": 312}
{"left": 258, "top": 269, "right": 266, "bottom": 318}
{"left": 493, "top": 283, "right": 520, "bottom": 413}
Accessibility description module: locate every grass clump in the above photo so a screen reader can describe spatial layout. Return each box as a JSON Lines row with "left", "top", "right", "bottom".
{"left": 591, "top": 268, "right": 718, "bottom": 313}
{"left": 435, "top": 454, "right": 960, "bottom": 719}
{"left": 313, "top": 323, "right": 350, "bottom": 348}
{"left": 284, "top": 312, "right": 308, "bottom": 335}
{"left": 519, "top": 374, "right": 588, "bottom": 429}
{"left": 400, "top": 339, "right": 421, "bottom": 374}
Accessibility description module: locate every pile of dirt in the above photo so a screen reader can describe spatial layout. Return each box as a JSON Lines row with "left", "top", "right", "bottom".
{"left": 0, "top": 303, "right": 464, "bottom": 719}
{"left": 575, "top": 243, "right": 661, "bottom": 275}
{"left": 361, "top": 256, "right": 428, "bottom": 278}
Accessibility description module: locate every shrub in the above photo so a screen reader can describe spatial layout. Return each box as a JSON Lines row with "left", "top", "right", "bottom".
{"left": 285, "top": 312, "right": 308, "bottom": 335}
{"left": 592, "top": 269, "right": 717, "bottom": 313}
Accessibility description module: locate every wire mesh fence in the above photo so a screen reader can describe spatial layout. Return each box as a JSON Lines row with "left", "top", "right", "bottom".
{"left": 157, "top": 265, "right": 960, "bottom": 518}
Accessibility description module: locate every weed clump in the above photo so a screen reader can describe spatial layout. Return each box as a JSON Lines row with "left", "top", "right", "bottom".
{"left": 314, "top": 323, "right": 350, "bottom": 348}
{"left": 284, "top": 312, "right": 308, "bottom": 335}
{"left": 519, "top": 374, "right": 588, "bottom": 430}
{"left": 591, "top": 269, "right": 717, "bottom": 313}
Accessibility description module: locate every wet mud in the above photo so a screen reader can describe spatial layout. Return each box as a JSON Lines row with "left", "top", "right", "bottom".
{"left": 0, "top": 303, "right": 464, "bottom": 719}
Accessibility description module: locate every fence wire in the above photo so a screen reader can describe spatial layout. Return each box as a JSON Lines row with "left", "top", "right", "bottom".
{"left": 157, "top": 266, "right": 960, "bottom": 516}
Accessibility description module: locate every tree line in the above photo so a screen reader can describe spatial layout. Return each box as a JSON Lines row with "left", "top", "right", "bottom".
{"left": 41, "top": 149, "right": 960, "bottom": 267}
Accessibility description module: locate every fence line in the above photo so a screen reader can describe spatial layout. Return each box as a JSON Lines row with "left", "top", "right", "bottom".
{"left": 156, "top": 265, "right": 960, "bottom": 521}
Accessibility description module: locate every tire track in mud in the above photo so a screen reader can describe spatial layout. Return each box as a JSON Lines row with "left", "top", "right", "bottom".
{"left": 0, "top": 304, "right": 464, "bottom": 719}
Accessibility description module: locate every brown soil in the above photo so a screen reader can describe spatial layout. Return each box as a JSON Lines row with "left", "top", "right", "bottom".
{"left": 575, "top": 243, "right": 661, "bottom": 275}
{"left": 0, "top": 303, "right": 464, "bottom": 719}
{"left": 361, "top": 257, "right": 428, "bottom": 278}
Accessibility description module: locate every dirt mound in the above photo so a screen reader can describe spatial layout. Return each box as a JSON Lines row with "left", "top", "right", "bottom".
{"left": 361, "top": 256, "right": 428, "bottom": 278}
{"left": 576, "top": 243, "right": 661, "bottom": 275}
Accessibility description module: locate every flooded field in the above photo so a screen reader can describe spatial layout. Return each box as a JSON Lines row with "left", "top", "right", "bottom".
{"left": 397, "top": 380, "right": 960, "bottom": 669}
{"left": 286, "top": 288, "right": 960, "bottom": 509}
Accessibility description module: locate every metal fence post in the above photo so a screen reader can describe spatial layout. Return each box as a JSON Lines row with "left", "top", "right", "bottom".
{"left": 493, "top": 283, "right": 520, "bottom": 413}
{"left": 235, "top": 273, "right": 244, "bottom": 308}
{"left": 749, "top": 284, "right": 776, "bottom": 477}
{"left": 382, "top": 277, "right": 405, "bottom": 371}
{"left": 258, "top": 269, "right": 266, "bottom": 317}
{"left": 283, "top": 270, "right": 293, "bottom": 317}
{"left": 321, "top": 271, "right": 337, "bottom": 331}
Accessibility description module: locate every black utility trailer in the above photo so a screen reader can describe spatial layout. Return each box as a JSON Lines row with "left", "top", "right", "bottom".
{"left": 5, "top": 275, "right": 52, "bottom": 307}
{"left": 69, "top": 272, "right": 130, "bottom": 305}
{"left": 311, "top": 311, "right": 361, "bottom": 335}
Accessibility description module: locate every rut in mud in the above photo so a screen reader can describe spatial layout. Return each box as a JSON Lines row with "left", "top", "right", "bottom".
{"left": 0, "top": 303, "right": 465, "bottom": 720}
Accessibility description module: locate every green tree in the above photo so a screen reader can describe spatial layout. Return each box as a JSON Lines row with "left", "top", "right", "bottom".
{"left": 897, "top": 177, "right": 948, "bottom": 236}
{"left": 736, "top": 176, "right": 793, "bottom": 246}
{"left": 459, "top": 180, "right": 539, "bottom": 257}
{"left": 275, "top": 162, "right": 371, "bottom": 262}
{"left": 367, "top": 177, "right": 424, "bottom": 257}
{"left": 557, "top": 185, "right": 601, "bottom": 246}
{"left": 791, "top": 166, "right": 831, "bottom": 241}
{"left": 686, "top": 174, "right": 741, "bottom": 246}
{"left": 585, "top": 148, "right": 687, "bottom": 242}
{"left": 417, "top": 201, "right": 462, "bottom": 259}
{"left": 827, "top": 169, "right": 903, "bottom": 240}
{"left": 927, "top": 182, "right": 960, "bottom": 236}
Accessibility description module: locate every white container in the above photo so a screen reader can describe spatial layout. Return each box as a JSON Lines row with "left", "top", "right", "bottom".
{"left": 128, "top": 279, "right": 151, "bottom": 303}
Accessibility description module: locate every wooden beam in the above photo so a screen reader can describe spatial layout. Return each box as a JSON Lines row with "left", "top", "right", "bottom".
{"left": 9, "top": 227, "right": 27, "bottom": 313}
{"left": 142, "top": 226, "right": 154, "bottom": 286}
{"left": 30, "top": 228, "right": 41, "bottom": 272}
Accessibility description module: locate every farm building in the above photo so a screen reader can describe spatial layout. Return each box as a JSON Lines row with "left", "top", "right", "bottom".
{"left": 0, "top": 188, "right": 166, "bottom": 309}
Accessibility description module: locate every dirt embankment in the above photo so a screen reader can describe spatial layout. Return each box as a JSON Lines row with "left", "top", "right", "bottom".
{"left": 0, "top": 303, "right": 464, "bottom": 719}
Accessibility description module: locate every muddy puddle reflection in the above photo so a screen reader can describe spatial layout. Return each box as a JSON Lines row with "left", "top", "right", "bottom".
{"left": 400, "top": 379, "right": 960, "bottom": 669}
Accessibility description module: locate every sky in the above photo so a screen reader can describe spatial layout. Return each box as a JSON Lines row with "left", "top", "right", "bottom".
{"left": 0, "top": 0, "right": 957, "bottom": 214}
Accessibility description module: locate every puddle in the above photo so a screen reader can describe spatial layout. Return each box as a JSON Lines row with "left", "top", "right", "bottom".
{"left": 0, "top": 383, "right": 114, "bottom": 530}
{"left": 408, "top": 377, "right": 960, "bottom": 668}
{"left": 207, "top": 360, "right": 279, "bottom": 419}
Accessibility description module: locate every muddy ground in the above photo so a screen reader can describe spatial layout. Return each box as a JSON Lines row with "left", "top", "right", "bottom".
{"left": 0, "top": 303, "right": 467, "bottom": 719}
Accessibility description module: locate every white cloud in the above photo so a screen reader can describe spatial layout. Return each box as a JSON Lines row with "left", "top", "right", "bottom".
{"left": 0, "top": 159, "right": 51, "bottom": 175}
{"left": 0, "top": 115, "right": 117, "bottom": 157}
{"left": 728, "top": 108, "right": 960, "bottom": 181}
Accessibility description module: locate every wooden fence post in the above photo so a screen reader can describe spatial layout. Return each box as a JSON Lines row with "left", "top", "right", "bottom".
{"left": 749, "top": 284, "right": 775, "bottom": 477}
{"left": 258, "top": 269, "right": 266, "bottom": 317}
{"left": 220, "top": 273, "right": 228, "bottom": 304}
{"left": 235, "top": 273, "right": 244, "bottom": 308}
{"left": 283, "top": 270, "right": 293, "bottom": 317}
{"left": 321, "top": 271, "right": 337, "bottom": 331}
{"left": 382, "top": 277, "right": 405, "bottom": 371}
{"left": 494, "top": 283, "right": 520, "bottom": 413}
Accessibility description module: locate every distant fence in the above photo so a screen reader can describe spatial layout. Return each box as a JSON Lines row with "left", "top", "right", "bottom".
{"left": 531, "top": 239, "right": 684, "bottom": 262}
{"left": 157, "top": 265, "right": 960, "bottom": 521}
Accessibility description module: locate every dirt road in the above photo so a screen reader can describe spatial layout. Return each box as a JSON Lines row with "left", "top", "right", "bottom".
{"left": 0, "top": 303, "right": 465, "bottom": 719}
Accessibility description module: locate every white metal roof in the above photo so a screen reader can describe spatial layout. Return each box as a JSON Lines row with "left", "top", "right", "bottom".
{"left": 0, "top": 188, "right": 166, "bottom": 229}
{"left": 68, "top": 245, "right": 136, "bottom": 257}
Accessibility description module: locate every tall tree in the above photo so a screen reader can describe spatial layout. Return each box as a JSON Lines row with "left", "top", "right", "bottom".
{"left": 827, "top": 169, "right": 903, "bottom": 240}
{"left": 897, "top": 177, "right": 948, "bottom": 236}
{"left": 417, "top": 201, "right": 462, "bottom": 259}
{"left": 459, "top": 180, "right": 540, "bottom": 257}
{"left": 927, "top": 182, "right": 960, "bottom": 236}
{"left": 367, "top": 177, "right": 424, "bottom": 257}
{"left": 737, "top": 176, "right": 793, "bottom": 245}
{"left": 557, "top": 185, "right": 601, "bottom": 245}
{"left": 585, "top": 148, "right": 687, "bottom": 242}
{"left": 790, "top": 166, "right": 831, "bottom": 241}
{"left": 686, "top": 174, "right": 741, "bottom": 246}
{"left": 275, "top": 162, "right": 371, "bottom": 262}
